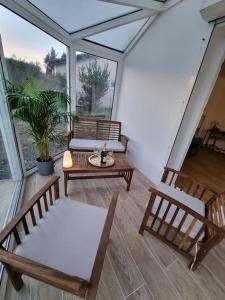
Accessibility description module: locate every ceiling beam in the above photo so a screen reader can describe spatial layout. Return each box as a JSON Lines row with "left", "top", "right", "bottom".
{"left": 200, "top": 0, "right": 225, "bottom": 22}
{"left": 70, "top": 9, "right": 157, "bottom": 40}
{"left": 98, "top": 0, "right": 164, "bottom": 12}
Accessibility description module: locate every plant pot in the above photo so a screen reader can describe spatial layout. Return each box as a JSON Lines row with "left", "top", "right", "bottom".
{"left": 36, "top": 157, "right": 54, "bottom": 176}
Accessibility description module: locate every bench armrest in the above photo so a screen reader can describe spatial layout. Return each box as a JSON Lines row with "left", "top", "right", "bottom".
{"left": 120, "top": 134, "right": 129, "bottom": 153}
{"left": 67, "top": 131, "right": 73, "bottom": 148}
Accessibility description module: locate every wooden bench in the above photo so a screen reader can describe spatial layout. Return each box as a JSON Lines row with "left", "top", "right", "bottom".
{"left": 0, "top": 176, "right": 118, "bottom": 299}
{"left": 139, "top": 167, "right": 225, "bottom": 270}
{"left": 67, "top": 117, "right": 129, "bottom": 153}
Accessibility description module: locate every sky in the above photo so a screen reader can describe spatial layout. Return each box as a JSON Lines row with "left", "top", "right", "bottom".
{"left": 0, "top": 5, "right": 66, "bottom": 69}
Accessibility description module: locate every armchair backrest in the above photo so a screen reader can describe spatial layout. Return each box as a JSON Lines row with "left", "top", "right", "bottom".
{"left": 206, "top": 192, "right": 225, "bottom": 231}
{"left": 162, "top": 167, "right": 217, "bottom": 204}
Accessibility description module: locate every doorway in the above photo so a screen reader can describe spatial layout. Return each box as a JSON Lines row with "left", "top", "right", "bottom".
{"left": 167, "top": 23, "right": 225, "bottom": 193}
{"left": 180, "top": 60, "right": 225, "bottom": 193}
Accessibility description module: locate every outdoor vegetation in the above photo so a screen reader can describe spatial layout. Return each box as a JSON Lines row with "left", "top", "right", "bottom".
{"left": 77, "top": 59, "right": 111, "bottom": 117}
{"left": 3, "top": 48, "right": 114, "bottom": 170}
{"left": 6, "top": 49, "right": 67, "bottom": 92}
{"left": 5, "top": 47, "right": 68, "bottom": 170}
{"left": 7, "top": 79, "right": 70, "bottom": 163}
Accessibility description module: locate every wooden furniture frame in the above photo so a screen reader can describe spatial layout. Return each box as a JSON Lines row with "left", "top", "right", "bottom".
{"left": 139, "top": 167, "right": 225, "bottom": 270}
{"left": 204, "top": 125, "right": 225, "bottom": 154}
{"left": 67, "top": 117, "right": 129, "bottom": 153}
{"left": 0, "top": 176, "right": 118, "bottom": 300}
{"left": 63, "top": 152, "right": 134, "bottom": 196}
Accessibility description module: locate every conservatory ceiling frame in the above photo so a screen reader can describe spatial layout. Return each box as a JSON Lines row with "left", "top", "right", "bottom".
{"left": 0, "top": 0, "right": 183, "bottom": 53}
{"left": 98, "top": 0, "right": 165, "bottom": 11}
{"left": 0, "top": 0, "right": 184, "bottom": 124}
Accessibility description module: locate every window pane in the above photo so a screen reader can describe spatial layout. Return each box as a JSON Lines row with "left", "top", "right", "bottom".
{"left": 29, "top": 0, "right": 137, "bottom": 33}
{"left": 0, "top": 129, "right": 14, "bottom": 229}
{"left": 0, "top": 5, "right": 68, "bottom": 171}
{"left": 87, "top": 18, "right": 149, "bottom": 51}
{"left": 75, "top": 52, "right": 117, "bottom": 119}
{"left": 0, "top": 62, "right": 21, "bottom": 231}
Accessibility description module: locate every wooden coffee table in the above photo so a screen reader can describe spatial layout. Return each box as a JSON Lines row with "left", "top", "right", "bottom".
{"left": 63, "top": 152, "right": 134, "bottom": 196}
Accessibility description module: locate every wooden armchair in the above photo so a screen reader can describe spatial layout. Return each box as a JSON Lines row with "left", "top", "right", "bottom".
{"left": 0, "top": 176, "right": 118, "bottom": 299}
{"left": 139, "top": 167, "right": 225, "bottom": 270}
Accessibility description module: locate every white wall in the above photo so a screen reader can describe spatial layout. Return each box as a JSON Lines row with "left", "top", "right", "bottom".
{"left": 117, "top": 0, "right": 213, "bottom": 184}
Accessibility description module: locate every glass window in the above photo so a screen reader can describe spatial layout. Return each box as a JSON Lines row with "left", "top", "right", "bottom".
{"left": 0, "top": 5, "right": 68, "bottom": 171}
{"left": 0, "top": 130, "right": 13, "bottom": 229}
{"left": 0, "top": 56, "right": 23, "bottom": 281}
{"left": 86, "top": 18, "right": 149, "bottom": 51}
{"left": 28, "top": 0, "right": 138, "bottom": 33}
{"left": 75, "top": 52, "right": 117, "bottom": 119}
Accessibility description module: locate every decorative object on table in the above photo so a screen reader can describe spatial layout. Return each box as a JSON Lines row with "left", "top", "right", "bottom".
{"left": 88, "top": 154, "right": 114, "bottom": 168}
{"left": 63, "top": 150, "right": 73, "bottom": 168}
{"left": 6, "top": 79, "right": 77, "bottom": 176}
{"left": 100, "top": 142, "right": 107, "bottom": 164}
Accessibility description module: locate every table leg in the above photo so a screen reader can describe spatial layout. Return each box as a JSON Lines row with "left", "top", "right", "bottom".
{"left": 127, "top": 170, "right": 133, "bottom": 191}
{"left": 64, "top": 173, "right": 68, "bottom": 196}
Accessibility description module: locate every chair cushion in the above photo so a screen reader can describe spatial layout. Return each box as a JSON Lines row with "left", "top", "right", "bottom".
{"left": 69, "top": 138, "right": 125, "bottom": 152}
{"left": 15, "top": 198, "right": 107, "bottom": 281}
{"left": 151, "top": 183, "right": 205, "bottom": 239}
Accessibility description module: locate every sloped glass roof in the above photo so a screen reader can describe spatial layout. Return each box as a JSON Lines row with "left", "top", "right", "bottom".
{"left": 86, "top": 18, "right": 149, "bottom": 52}
{"left": 28, "top": 0, "right": 138, "bottom": 33}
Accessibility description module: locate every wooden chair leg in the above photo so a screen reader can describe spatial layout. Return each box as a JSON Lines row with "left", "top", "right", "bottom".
{"left": 189, "top": 233, "right": 224, "bottom": 271}
{"left": 139, "top": 192, "right": 156, "bottom": 235}
{"left": 5, "top": 264, "right": 24, "bottom": 291}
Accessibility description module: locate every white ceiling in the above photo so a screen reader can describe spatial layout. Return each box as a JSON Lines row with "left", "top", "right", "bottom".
{"left": 28, "top": 0, "right": 138, "bottom": 33}
{"left": 86, "top": 18, "right": 149, "bottom": 51}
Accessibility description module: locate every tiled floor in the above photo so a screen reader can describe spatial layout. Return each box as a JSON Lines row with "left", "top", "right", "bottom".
{"left": 4, "top": 155, "right": 225, "bottom": 300}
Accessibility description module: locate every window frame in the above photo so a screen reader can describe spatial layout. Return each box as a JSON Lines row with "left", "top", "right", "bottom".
{"left": 0, "top": 39, "right": 24, "bottom": 284}
{"left": 72, "top": 40, "right": 123, "bottom": 120}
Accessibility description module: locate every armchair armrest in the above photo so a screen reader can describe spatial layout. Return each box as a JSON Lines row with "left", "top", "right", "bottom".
{"left": 0, "top": 176, "right": 60, "bottom": 246}
{"left": 120, "top": 134, "right": 129, "bottom": 153}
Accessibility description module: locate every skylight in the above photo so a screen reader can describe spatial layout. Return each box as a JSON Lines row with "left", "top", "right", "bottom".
{"left": 28, "top": 0, "right": 139, "bottom": 33}
{"left": 86, "top": 18, "right": 149, "bottom": 51}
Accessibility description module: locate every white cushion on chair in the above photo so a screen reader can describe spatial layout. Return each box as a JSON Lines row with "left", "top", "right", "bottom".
{"left": 151, "top": 183, "right": 205, "bottom": 239}
{"left": 69, "top": 138, "right": 125, "bottom": 152}
{"left": 15, "top": 198, "right": 107, "bottom": 281}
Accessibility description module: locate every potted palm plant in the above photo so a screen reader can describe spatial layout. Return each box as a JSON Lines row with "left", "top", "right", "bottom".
{"left": 7, "top": 79, "right": 73, "bottom": 176}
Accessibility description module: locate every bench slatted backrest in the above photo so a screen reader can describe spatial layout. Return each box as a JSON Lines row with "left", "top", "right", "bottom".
{"left": 97, "top": 119, "right": 121, "bottom": 141}
{"left": 73, "top": 117, "right": 98, "bottom": 139}
{"left": 73, "top": 118, "right": 121, "bottom": 141}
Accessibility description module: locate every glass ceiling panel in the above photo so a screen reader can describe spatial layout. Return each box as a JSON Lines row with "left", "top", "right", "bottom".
{"left": 86, "top": 18, "right": 149, "bottom": 51}
{"left": 28, "top": 0, "right": 138, "bottom": 33}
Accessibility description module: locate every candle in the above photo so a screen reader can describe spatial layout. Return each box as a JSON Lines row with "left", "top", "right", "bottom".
{"left": 63, "top": 150, "right": 73, "bottom": 168}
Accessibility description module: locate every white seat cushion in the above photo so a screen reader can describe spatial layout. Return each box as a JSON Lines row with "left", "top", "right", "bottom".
{"left": 105, "top": 140, "right": 125, "bottom": 152}
{"left": 151, "top": 183, "right": 205, "bottom": 239}
{"left": 69, "top": 138, "right": 125, "bottom": 152}
{"left": 15, "top": 198, "right": 107, "bottom": 281}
